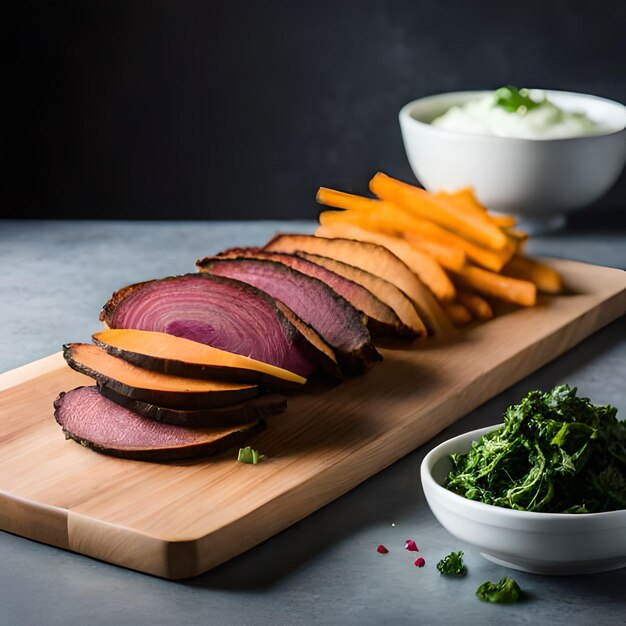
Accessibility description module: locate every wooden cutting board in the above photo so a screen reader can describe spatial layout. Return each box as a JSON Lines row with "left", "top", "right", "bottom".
{"left": 0, "top": 258, "right": 624, "bottom": 579}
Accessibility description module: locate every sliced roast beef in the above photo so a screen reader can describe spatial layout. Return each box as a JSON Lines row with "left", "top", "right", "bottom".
{"left": 264, "top": 233, "right": 451, "bottom": 335}
{"left": 196, "top": 257, "right": 382, "bottom": 374}
{"left": 297, "top": 252, "right": 427, "bottom": 338}
{"left": 214, "top": 248, "right": 417, "bottom": 339}
{"left": 54, "top": 386, "right": 263, "bottom": 461}
{"left": 99, "top": 385, "right": 287, "bottom": 427}
{"left": 273, "top": 300, "right": 342, "bottom": 380}
{"left": 100, "top": 273, "right": 323, "bottom": 378}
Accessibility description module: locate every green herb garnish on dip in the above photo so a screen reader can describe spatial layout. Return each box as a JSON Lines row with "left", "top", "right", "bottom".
{"left": 476, "top": 577, "right": 522, "bottom": 603}
{"left": 431, "top": 87, "right": 609, "bottom": 139}
{"left": 446, "top": 385, "right": 626, "bottom": 513}
{"left": 436, "top": 550, "right": 467, "bottom": 576}
{"left": 494, "top": 86, "right": 543, "bottom": 113}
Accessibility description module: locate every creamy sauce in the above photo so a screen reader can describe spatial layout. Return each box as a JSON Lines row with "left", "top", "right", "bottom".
{"left": 432, "top": 90, "right": 610, "bottom": 139}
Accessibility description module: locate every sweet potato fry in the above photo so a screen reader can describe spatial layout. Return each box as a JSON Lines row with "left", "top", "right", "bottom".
{"left": 317, "top": 190, "right": 430, "bottom": 237}
{"left": 451, "top": 266, "right": 537, "bottom": 307}
{"left": 370, "top": 173, "right": 509, "bottom": 250}
{"left": 392, "top": 210, "right": 513, "bottom": 271}
{"left": 467, "top": 243, "right": 514, "bottom": 272}
{"left": 457, "top": 289, "right": 494, "bottom": 321}
{"left": 317, "top": 187, "right": 380, "bottom": 212}
{"left": 403, "top": 229, "right": 510, "bottom": 272}
{"left": 489, "top": 214, "right": 518, "bottom": 228}
{"left": 408, "top": 237, "right": 466, "bottom": 272}
{"left": 439, "top": 188, "right": 485, "bottom": 211}
{"left": 436, "top": 189, "right": 486, "bottom": 219}
{"left": 317, "top": 187, "right": 513, "bottom": 271}
{"left": 318, "top": 208, "right": 401, "bottom": 235}
{"left": 315, "top": 222, "right": 457, "bottom": 303}
{"left": 438, "top": 188, "right": 517, "bottom": 228}
{"left": 503, "top": 256, "right": 563, "bottom": 294}
{"left": 507, "top": 229, "right": 528, "bottom": 255}
{"left": 318, "top": 209, "right": 466, "bottom": 272}
{"left": 507, "top": 228, "right": 529, "bottom": 243}
{"left": 444, "top": 302, "right": 473, "bottom": 327}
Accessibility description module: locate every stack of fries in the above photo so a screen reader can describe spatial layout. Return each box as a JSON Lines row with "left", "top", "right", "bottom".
{"left": 315, "top": 173, "right": 563, "bottom": 327}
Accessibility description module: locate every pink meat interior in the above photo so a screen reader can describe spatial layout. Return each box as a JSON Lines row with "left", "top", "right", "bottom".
{"left": 56, "top": 387, "right": 221, "bottom": 449}
{"left": 107, "top": 274, "right": 313, "bottom": 376}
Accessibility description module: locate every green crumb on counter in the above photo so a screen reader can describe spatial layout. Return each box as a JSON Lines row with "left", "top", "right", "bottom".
{"left": 476, "top": 577, "right": 522, "bottom": 603}
{"left": 436, "top": 550, "right": 466, "bottom": 576}
{"left": 237, "top": 446, "right": 266, "bottom": 464}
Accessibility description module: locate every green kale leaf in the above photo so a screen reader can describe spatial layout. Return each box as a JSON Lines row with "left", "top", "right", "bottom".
{"left": 436, "top": 550, "right": 466, "bottom": 576}
{"left": 446, "top": 385, "right": 625, "bottom": 513}
{"left": 476, "top": 577, "right": 522, "bottom": 603}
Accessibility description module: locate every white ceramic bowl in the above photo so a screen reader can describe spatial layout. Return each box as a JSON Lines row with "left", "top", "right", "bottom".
{"left": 421, "top": 425, "right": 626, "bottom": 575}
{"left": 400, "top": 90, "right": 626, "bottom": 233}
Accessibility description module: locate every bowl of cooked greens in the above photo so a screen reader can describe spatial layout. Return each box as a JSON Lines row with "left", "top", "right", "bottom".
{"left": 420, "top": 385, "right": 626, "bottom": 575}
{"left": 400, "top": 87, "right": 626, "bottom": 233}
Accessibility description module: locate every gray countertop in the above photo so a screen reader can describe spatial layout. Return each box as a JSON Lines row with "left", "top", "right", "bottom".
{"left": 1, "top": 220, "right": 625, "bottom": 626}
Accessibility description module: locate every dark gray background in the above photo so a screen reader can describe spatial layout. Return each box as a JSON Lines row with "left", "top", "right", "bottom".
{"left": 3, "top": 0, "right": 625, "bottom": 223}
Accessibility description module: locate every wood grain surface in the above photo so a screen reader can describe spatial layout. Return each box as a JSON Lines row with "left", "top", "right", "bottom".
{"left": 0, "top": 258, "right": 624, "bottom": 579}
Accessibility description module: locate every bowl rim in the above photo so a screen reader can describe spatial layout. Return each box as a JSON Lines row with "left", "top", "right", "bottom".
{"left": 400, "top": 88, "right": 626, "bottom": 143}
{"left": 421, "top": 423, "right": 626, "bottom": 523}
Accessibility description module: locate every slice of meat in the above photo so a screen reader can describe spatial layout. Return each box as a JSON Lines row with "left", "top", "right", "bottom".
{"left": 297, "top": 252, "right": 426, "bottom": 338}
{"left": 54, "top": 386, "right": 263, "bottom": 461}
{"left": 196, "top": 257, "right": 382, "bottom": 374}
{"left": 92, "top": 328, "right": 305, "bottom": 392}
{"left": 214, "top": 248, "right": 418, "bottom": 339}
{"left": 100, "top": 273, "right": 321, "bottom": 378}
{"left": 64, "top": 343, "right": 260, "bottom": 410}
{"left": 273, "top": 300, "right": 342, "bottom": 380}
{"left": 99, "top": 386, "right": 287, "bottom": 427}
{"left": 264, "top": 234, "right": 452, "bottom": 335}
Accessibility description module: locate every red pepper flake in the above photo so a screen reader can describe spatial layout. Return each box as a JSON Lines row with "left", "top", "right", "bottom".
{"left": 414, "top": 557, "right": 426, "bottom": 568}
{"left": 405, "top": 539, "right": 419, "bottom": 552}
{"left": 376, "top": 544, "right": 389, "bottom": 554}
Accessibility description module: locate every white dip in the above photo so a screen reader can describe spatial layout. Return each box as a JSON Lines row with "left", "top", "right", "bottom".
{"left": 431, "top": 89, "right": 609, "bottom": 139}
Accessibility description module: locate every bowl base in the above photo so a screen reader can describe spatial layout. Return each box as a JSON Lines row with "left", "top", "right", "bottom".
{"left": 510, "top": 213, "right": 567, "bottom": 235}
{"left": 480, "top": 551, "right": 626, "bottom": 576}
